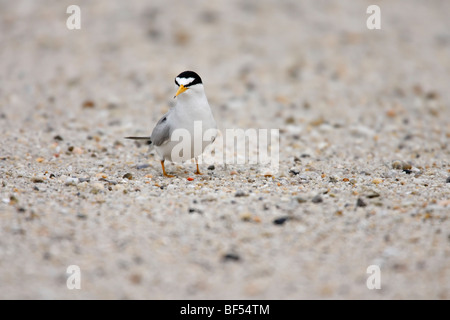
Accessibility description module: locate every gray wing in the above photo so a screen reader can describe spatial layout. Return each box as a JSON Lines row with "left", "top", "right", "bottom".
{"left": 150, "top": 110, "right": 172, "bottom": 146}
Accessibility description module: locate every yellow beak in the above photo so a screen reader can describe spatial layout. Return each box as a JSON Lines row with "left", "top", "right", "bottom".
{"left": 174, "top": 85, "right": 188, "bottom": 98}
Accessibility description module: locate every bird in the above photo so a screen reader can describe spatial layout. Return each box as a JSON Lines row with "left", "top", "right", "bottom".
{"left": 125, "top": 71, "right": 217, "bottom": 177}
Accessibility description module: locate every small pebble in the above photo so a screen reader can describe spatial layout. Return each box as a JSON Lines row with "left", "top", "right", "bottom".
{"left": 296, "top": 197, "right": 307, "bottom": 203}
{"left": 91, "top": 183, "right": 104, "bottom": 194}
{"left": 82, "top": 100, "right": 95, "bottom": 108}
{"left": 289, "top": 168, "right": 300, "bottom": 175}
{"left": 77, "top": 213, "right": 87, "bottom": 220}
{"left": 235, "top": 190, "right": 247, "bottom": 197}
{"left": 207, "top": 165, "right": 215, "bottom": 170}
{"left": 285, "top": 116, "right": 295, "bottom": 124}
{"left": 425, "top": 91, "right": 438, "bottom": 100}
{"left": 99, "top": 178, "right": 117, "bottom": 185}
{"left": 222, "top": 253, "right": 240, "bottom": 262}
{"left": 72, "top": 147, "right": 84, "bottom": 155}
{"left": 446, "top": 177, "right": 450, "bottom": 183}
{"left": 123, "top": 173, "right": 133, "bottom": 180}
{"left": 9, "top": 196, "right": 18, "bottom": 204}
{"left": 312, "top": 195, "right": 323, "bottom": 203}
{"left": 136, "top": 164, "right": 150, "bottom": 170}
{"left": 53, "top": 135, "right": 63, "bottom": 141}
{"left": 129, "top": 273, "right": 142, "bottom": 285}
{"left": 366, "top": 191, "right": 380, "bottom": 199}
{"left": 65, "top": 177, "right": 79, "bottom": 186}
{"left": 273, "top": 216, "right": 290, "bottom": 225}
{"left": 31, "top": 177, "right": 44, "bottom": 183}
{"left": 329, "top": 176, "right": 339, "bottom": 183}
{"left": 356, "top": 198, "right": 367, "bottom": 207}
{"left": 392, "top": 160, "right": 412, "bottom": 170}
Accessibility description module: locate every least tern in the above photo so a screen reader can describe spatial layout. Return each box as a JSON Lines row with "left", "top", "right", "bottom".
{"left": 126, "top": 71, "right": 217, "bottom": 177}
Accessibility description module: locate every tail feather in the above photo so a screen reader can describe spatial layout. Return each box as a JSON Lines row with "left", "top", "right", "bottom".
{"left": 125, "top": 136, "right": 152, "bottom": 145}
{"left": 125, "top": 136, "right": 151, "bottom": 140}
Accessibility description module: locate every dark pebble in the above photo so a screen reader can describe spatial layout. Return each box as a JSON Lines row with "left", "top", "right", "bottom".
{"left": 366, "top": 192, "right": 380, "bottom": 199}
{"left": 200, "top": 10, "right": 218, "bottom": 24}
{"left": 53, "top": 135, "right": 63, "bottom": 141}
{"left": 273, "top": 216, "right": 290, "bottom": 225}
{"left": 296, "top": 197, "right": 307, "bottom": 203}
{"left": 446, "top": 177, "right": 450, "bottom": 183}
{"left": 301, "top": 154, "right": 310, "bottom": 158}
{"left": 235, "top": 190, "right": 247, "bottom": 197}
{"left": 208, "top": 165, "right": 215, "bottom": 170}
{"left": 425, "top": 91, "right": 438, "bottom": 100}
{"left": 222, "top": 253, "right": 240, "bottom": 262}
{"left": 17, "top": 207, "right": 26, "bottom": 213}
{"left": 123, "top": 173, "right": 133, "bottom": 180}
{"left": 12, "top": 228, "right": 25, "bottom": 235}
{"left": 311, "top": 195, "right": 323, "bottom": 203}
{"left": 33, "top": 186, "right": 39, "bottom": 191}
{"left": 289, "top": 169, "right": 300, "bottom": 175}
{"left": 77, "top": 213, "right": 87, "bottom": 220}
{"left": 68, "top": 146, "right": 74, "bottom": 152}
{"left": 403, "top": 169, "right": 412, "bottom": 174}
{"left": 356, "top": 198, "right": 367, "bottom": 207}
{"left": 403, "top": 134, "right": 413, "bottom": 141}
{"left": 136, "top": 164, "right": 150, "bottom": 170}
{"left": 43, "top": 252, "right": 51, "bottom": 260}
{"left": 49, "top": 173, "right": 56, "bottom": 179}
{"left": 99, "top": 178, "right": 117, "bottom": 185}
{"left": 188, "top": 208, "right": 203, "bottom": 214}
{"left": 133, "top": 256, "right": 144, "bottom": 265}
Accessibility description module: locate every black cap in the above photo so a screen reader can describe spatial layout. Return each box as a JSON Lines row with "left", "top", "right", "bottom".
{"left": 175, "top": 71, "right": 202, "bottom": 87}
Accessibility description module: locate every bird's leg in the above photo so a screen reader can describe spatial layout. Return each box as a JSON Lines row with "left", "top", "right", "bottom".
{"left": 194, "top": 158, "right": 202, "bottom": 175}
{"left": 161, "top": 160, "right": 174, "bottom": 178}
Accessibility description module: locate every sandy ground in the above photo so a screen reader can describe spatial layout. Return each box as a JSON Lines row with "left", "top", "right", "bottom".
{"left": 0, "top": 0, "right": 449, "bottom": 299}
